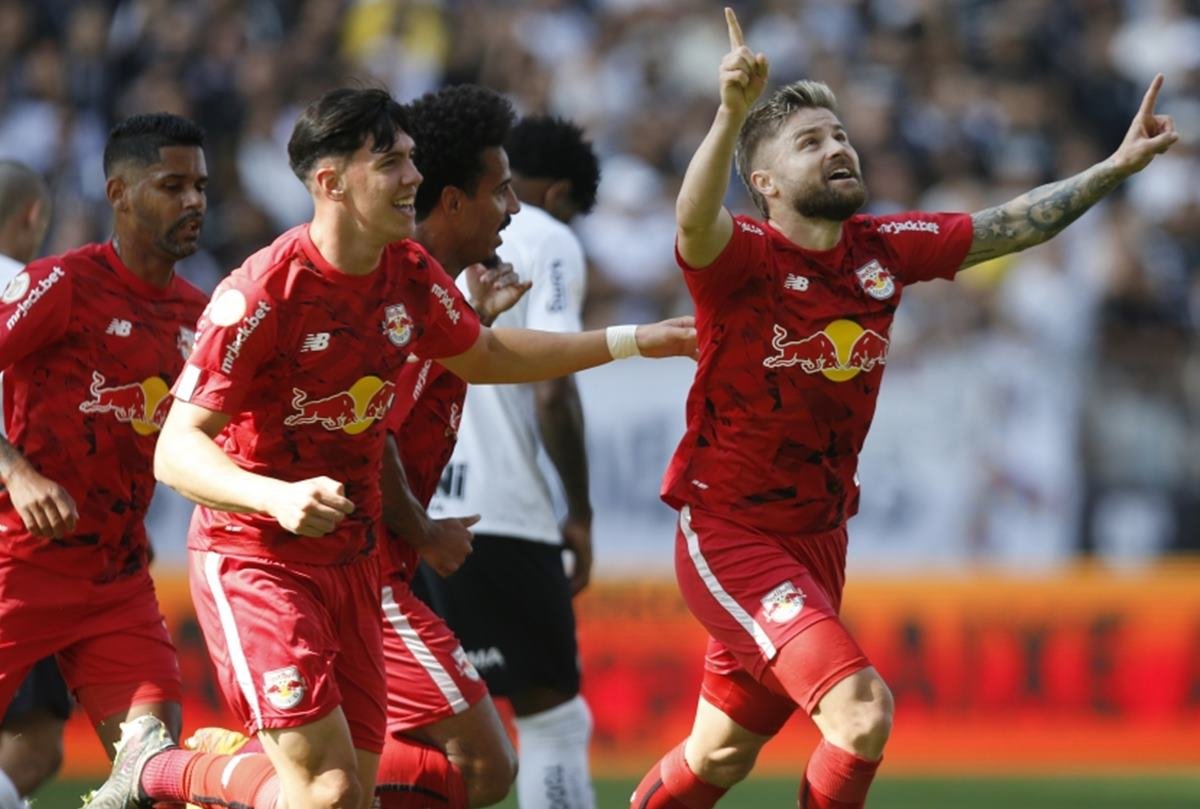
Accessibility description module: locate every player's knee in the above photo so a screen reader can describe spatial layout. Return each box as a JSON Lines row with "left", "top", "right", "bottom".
{"left": 462, "top": 744, "right": 518, "bottom": 807}
{"left": 826, "top": 681, "right": 893, "bottom": 760}
{"left": 302, "top": 766, "right": 362, "bottom": 808}
{"left": 690, "top": 739, "right": 760, "bottom": 788}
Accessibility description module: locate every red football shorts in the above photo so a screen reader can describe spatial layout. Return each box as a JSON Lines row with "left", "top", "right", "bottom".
{"left": 188, "top": 549, "right": 387, "bottom": 753}
{"left": 380, "top": 574, "right": 488, "bottom": 734}
{"left": 674, "top": 505, "right": 869, "bottom": 720}
{"left": 0, "top": 554, "right": 181, "bottom": 723}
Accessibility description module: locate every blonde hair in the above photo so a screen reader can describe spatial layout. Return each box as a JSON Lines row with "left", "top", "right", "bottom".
{"left": 735, "top": 80, "right": 839, "bottom": 217}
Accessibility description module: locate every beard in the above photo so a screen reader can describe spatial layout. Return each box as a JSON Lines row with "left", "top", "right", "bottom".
{"left": 792, "top": 178, "right": 868, "bottom": 221}
{"left": 157, "top": 215, "right": 203, "bottom": 259}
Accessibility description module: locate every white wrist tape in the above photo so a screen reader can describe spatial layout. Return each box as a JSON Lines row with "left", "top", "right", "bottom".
{"left": 605, "top": 324, "right": 641, "bottom": 360}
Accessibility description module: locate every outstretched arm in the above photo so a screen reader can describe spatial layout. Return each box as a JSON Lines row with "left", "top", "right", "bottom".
{"left": 960, "top": 73, "right": 1178, "bottom": 271}
{"left": 676, "top": 7, "right": 769, "bottom": 268}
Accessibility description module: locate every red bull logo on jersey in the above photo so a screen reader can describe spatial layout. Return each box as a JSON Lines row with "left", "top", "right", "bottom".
{"left": 761, "top": 581, "right": 805, "bottom": 624}
{"left": 263, "top": 665, "right": 306, "bottom": 710}
{"left": 77, "top": 371, "right": 172, "bottom": 436}
{"left": 284, "top": 375, "right": 395, "bottom": 435}
{"left": 383, "top": 303, "right": 413, "bottom": 347}
{"left": 854, "top": 259, "right": 895, "bottom": 300}
{"left": 762, "top": 320, "right": 889, "bottom": 381}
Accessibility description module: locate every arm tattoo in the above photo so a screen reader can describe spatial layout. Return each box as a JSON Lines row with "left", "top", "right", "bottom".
{"left": 961, "top": 158, "right": 1126, "bottom": 270}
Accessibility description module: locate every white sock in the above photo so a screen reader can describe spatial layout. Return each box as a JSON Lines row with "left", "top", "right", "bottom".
{"left": 513, "top": 695, "right": 595, "bottom": 809}
{"left": 0, "top": 769, "right": 22, "bottom": 809}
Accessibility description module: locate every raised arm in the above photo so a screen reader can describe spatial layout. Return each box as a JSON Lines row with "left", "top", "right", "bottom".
{"left": 960, "top": 73, "right": 1178, "bottom": 272}
{"left": 155, "top": 399, "right": 354, "bottom": 537}
{"left": 436, "top": 316, "right": 696, "bottom": 385}
{"left": 676, "top": 7, "right": 769, "bottom": 268}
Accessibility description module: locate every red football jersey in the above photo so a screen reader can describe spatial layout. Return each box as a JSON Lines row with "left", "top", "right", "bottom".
{"left": 175, "top": 225, "right": 480, "bottom": 565}
{"left": 662, "top": 212, "right": 973, "bottom": 534}
{"left": 0, "top": 242, "right": 207, "bottom": 582}
{"left": 380, "top": 358, "right": 467, "bottom": 579}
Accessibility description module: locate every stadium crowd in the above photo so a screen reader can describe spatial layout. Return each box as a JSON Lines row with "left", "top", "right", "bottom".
{"left": 0, "top": 0, "right": 1196, "bottom": 569}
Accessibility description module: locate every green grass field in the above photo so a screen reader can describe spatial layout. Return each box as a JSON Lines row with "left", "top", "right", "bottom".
{"left": 38, "top": 775, "right": 1200, "bottom": 808}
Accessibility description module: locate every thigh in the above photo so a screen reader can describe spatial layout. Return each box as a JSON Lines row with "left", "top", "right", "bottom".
{"left": 380, "top": 578, "right": 488, "bottom": 734}
{"left": 700, "top": 644, "right": 796, "bottom": 737}
{"left": 258, "top": 707, "right": 361, "bottom": 805}
{"left": 1, "top": 657, "right": 71, "bottom": 727}
{"left": 331, "top": 555, "right": 387, "bottom": 756}
{"left": 189, "top": 550, "right": 343, "bottom": 738}
{"left": 430, "top": 535, "right": 580, "bottom": 698}
{"left": 402, "top": 696, "right": 514, "bottom": 778}
{"left": 674, "top": 506, "right": 840, "bottom": 683}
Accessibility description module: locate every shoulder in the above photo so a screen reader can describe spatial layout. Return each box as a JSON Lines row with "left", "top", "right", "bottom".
{"left": 731, "top": 214, "right": 769, "bottom": 239}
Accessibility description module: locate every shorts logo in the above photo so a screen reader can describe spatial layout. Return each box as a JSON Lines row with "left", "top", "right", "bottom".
{"left": 383, "top": 303, "right": 413, "bottom": 347}
{"left": 1, "top": 271, "right": 29, "bottom": 303}
{"left": 452, "top": 646, "right": 481, "bottom": 682}
{"left": 760, "top": 581, "right": 805, "bottom": 624}
{"left": 263, "top": 665, "right": 306, "bottom": 710}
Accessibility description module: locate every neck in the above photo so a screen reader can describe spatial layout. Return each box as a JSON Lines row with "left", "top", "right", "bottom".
{"left": 414, "top": 220, "right": 464, "bottom": 276}
{"left": 308, "top": 209, "right": 386, "bottom": 276}
{"left": 767, "top": 208, "right": 844, "bottom": 251}
{"left": 112, "top": 231, "right": 176, "bottom": 287}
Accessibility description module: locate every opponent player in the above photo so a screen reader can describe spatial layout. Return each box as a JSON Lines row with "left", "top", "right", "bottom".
{"left": 424, "top": 114, "right": 602, "bottom": 809}
{"left": 0, "top": 114, "right": 208, "bottom": 784}
{"left": 631, "top": 9, "right": 1178, "bottom": 809}
{"left": 0, "top": 160, "right": 61, "bottom": 809}
{"left": 93, "top": 86, "right": 694, "bottom": 809}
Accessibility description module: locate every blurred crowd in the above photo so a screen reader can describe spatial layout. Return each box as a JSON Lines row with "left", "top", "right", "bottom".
{"left": 0, "top": 0, "right": 1196, "bottom": 566}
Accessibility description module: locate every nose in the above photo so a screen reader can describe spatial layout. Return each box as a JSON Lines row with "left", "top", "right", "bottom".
{"left": 184, "top": 186, "right": 206, "bottom": 212}
{"left": 505, "top": 185, "right": 520, "bottom": 215}
{"left": 405, "top": 161, "right": 423, "bottom": 189}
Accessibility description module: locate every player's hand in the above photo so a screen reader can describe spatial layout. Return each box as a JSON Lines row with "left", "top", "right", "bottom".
{"left": 467, "top": 261, "right": 532, "bottom": 326}
{"left": 416, "top": 514, "right": 479, "bottom": 577}
{"left": 635, "top": 316, "right": 699, "bottom": 360}
{"left": 561, "top": 512, "right": 593, "bottom": 596}
{"left": 5, "top": 462, "right": 77, "bottom": 538}
{"left": 1112, "top": 73, "right": 1179, "bottom": 176}
{"left": 266, "top": 476, "right": 354, "bottom": 537}
{"left": 719, "top": 7, "right": 769, "bottom": 118}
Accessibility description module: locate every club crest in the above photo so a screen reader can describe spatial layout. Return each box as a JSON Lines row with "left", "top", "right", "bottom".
{"left": 760, "top": 581, "right": 806, "bottom": 624}
{"left": 855, "top": 259, "right": 895, "bottom": 300}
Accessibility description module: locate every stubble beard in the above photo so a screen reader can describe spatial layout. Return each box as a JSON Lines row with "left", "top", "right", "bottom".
{"left": 793, "top": 179, "right": 869, "bottom": 222}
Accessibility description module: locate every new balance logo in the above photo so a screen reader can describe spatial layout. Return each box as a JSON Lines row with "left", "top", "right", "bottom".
{"left": 301, "top": 332, "right": 330, "bottom": 352}
{"left": 784, "top": 274, "right": 809, "bottom": 292}
{"left": 106, "top": 318, "right": 132, "bottom": 336}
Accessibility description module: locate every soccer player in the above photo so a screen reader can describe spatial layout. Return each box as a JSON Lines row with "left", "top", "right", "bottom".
{"left": 95, "top": 86, "right": 694, "bottom": 809}
{"left": 423, "top": 114, "right": 602, "bottom": 809}
{"left": 0, "top": 160, "right": 61, "bottom": 809}
{"left": 0, "top": 114, "right": 209, "bottom": 790}
{"left": 631, "top": 9, "right": 1178, "bottom": 809}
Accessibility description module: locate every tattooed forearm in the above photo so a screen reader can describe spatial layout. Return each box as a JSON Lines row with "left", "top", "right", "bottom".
{"left": 960, "top": 158, "right": 1126, "bottom": 270}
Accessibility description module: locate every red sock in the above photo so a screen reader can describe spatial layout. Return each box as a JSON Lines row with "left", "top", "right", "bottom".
{"left": 798, "top": 740, "right": 881, "bottom": 809}
{"left": 375, "top": 733, "right": 468, "bottom": 808}
{"left": 630, "top": 740, "right": 727, "bottom": 809}
{"left": 140, "top": 749, "right": 280, "bottom": 808}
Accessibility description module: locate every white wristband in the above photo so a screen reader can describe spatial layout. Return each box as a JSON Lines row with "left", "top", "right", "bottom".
{"left": 605, "top": 324, "right": 641, "bottom": 360}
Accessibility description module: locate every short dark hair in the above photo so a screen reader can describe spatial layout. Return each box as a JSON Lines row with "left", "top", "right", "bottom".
{"left": 102, "top": 112, "right": 205, "bottom": 178}
{"left": 288, "top": 87, "right": 410, "bottom": 183}
{"left": 404, "top": 85, "right": 516, "bottom": 220}
{"left": 506, "top": 116, "right": 601, "bottom": 215}
{"left": 736, "top": 80, "right": 839, "bottom": 217}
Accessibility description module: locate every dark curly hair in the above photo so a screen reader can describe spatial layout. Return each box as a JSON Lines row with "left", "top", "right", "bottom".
{"left": 506, "top": 116, "right": 600, "bottom": 215}
{"left": 404, "top": 85, "right": 516, "bottom": 220}
{"left": 288, "top": 87, "right": 410, "bottom": 183}
{"left": 103, "top": 112, "right": 205, "bottom": 178}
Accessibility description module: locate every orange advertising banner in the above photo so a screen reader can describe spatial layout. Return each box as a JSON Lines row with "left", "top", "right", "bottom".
{"left": 58, "top": 564, "right": 1200, "bottom": 778}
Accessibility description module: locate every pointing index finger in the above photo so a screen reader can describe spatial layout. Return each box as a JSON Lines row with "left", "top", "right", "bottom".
{"left": 725, "top": 6, "right": 745, "bottom": 50}
{"left": 1139, "top": 73, "right": 1164, "bottom": 119}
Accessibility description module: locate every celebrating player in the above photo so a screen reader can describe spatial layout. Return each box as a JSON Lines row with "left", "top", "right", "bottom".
{"left": 0, "top": 115, "right": 209, "bottom": 793}
{"left": 631, "top": 8, "right": 1178, "bottom": 809}
{"left": 89, "top": 86, "right": 694, "bottom": 809}
{"left": 423, "top": 114, "right": 602, "bottom": 809}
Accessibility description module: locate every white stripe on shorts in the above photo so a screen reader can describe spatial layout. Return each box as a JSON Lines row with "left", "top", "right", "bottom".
{"left": 680, "top": 505, "right": 777, "bottom": 659}
{"left": 380, "top": 585, "right": 469, "bottom": 715}
{"left": 203, "top": 552, "right": 264, "bottom": 728}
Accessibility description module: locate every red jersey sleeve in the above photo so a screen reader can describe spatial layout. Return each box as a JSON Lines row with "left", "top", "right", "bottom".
{"left": 0, "top": 259, "right": 71, "bottom": 370}
{"left": 675, "top": 215, "right": 769, "bottom": 305}
{"left": 872, "top": 211, "right": 973, "bottom": 284}
{"left": 412, "top": 261, "right": 481, "bottom": 360}
{"left": 172, "top": 278, "right": 278, "bottom": 414}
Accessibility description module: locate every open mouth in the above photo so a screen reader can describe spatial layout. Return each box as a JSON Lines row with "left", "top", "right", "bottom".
{"left": 827, "top": 168, "right": 857, "bottom": 182}
{"left": 393, "top": 196, "right": 416, "bottom": 216}
{"left": 177, "top": 218, "right": 202, "bottom": 238}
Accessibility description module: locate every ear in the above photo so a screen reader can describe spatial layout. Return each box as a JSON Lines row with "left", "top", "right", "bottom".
{"left": 440, "top": 185, "right": 465, "bottom": 215}
{"left": 750, "top": 168, "right": 777, "bottom": 202}
{"left": 543, "top": 179, "right": 574, "bottom": 219}
{"left": 23, "top": 197, "right": 45, "bottom": 229}
{"left": 105, "top": 175, "right": 128, "bottom": 211}
{"left": 312, "top": 162, "right": 345, "bottom": 202}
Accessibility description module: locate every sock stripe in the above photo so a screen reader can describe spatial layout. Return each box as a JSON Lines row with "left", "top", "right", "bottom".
{"left": 636, "top": 778, "right": 665, "bottom": 809}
